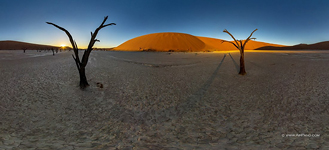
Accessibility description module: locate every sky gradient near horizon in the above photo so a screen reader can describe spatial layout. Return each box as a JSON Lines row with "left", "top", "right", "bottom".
{"left": 0, "top": 0, "right": 329, "bottom": 48}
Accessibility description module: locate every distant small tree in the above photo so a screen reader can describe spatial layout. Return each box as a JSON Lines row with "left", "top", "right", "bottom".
{"left": 222, "top": 29, "right": 257, "bottom": 75}
{"left": 47, "top": 16, "right": 116, "bottom": 89}
{"left": 51, "top": 48, "right": 55, "bottom": 55}
{"left": 22, "top": 48, "right": 27, "bottom": 53}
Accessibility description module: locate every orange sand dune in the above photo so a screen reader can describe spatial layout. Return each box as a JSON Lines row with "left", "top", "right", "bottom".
{"left": 113, "top": 32, "right": 287, "bottom": 52}
{"left": 113, "top": 32, "right": 205, "bottom": 52}
{"left": 197, "top": 36, "right": 237, "bottom": 51}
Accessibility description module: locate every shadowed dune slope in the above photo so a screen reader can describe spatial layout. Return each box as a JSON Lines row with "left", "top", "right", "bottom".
{"left": 256, "top": 41, "right": 329, "bottom": 50}
{"left": 113, "top": 32, "right": 206, "bottom": 52}
{"left": 0, "top": 40, "right": 59, "bottom": 50}
{"left": 113, "top": 32, "right": 287, "bottom": 52}
{"left": 196, "top": 36, "right": 236, "bottom": 51}
{"left": 243, "top": 40, "right": 285, "bottom": 50}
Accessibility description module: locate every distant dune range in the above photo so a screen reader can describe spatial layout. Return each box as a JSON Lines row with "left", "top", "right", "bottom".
{"left": 2, "top": 33, "right": 329, "bottom": 51}
{"left": 0, "top": 40, "right": 60, "bottom": 50}
{"left": 256, "top": 41, "right": 329, "bottom": 50}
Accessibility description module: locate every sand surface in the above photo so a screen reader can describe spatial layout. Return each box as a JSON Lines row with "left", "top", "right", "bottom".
{"left": 1, "top": 50, "right": 329, "bottom": 149}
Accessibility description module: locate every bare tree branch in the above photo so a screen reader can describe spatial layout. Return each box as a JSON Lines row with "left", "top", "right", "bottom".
{"left": 102, "top": 23, "right": 116, "bottom": 28}
{"left": 221, "top": 40, "right": 240, "bottom": 50}
{"left": 82, "top": 16, "right": 116, "bottom": 66}
{"left": 46, "top": 22, "right": 81, "bottom": 64}
{"left": 101, "top": 16, "right": 108, "bottom": 26}
{"left": 242, "top": 29, "right": 258, "bottom": 48}
{"left": 223, "top": 29, "right": 240, "bottom": 48}
{"left": 46, "top": 22, "right": 77, "bottom": 50}
{"left": 72, "top": 54, "right": 80, "bottom": 70}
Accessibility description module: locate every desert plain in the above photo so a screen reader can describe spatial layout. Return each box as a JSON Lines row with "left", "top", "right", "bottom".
{"left": 0, "top": 50, "right": 329, "bottom": 149}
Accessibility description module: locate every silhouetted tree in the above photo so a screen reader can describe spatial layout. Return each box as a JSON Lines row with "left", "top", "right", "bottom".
{"left": 47, "top": 16, "right": 116, "bottom": 89}
{"left": 51, "top": 48, "right": 55, "bottom": 55}
{"left": 22, "top": 48, "right": 27, "bottom": 53}
{"left": 222, "top": 29, "right": 257, "bottom": 75}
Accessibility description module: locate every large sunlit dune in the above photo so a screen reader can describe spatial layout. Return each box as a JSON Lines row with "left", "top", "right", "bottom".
{"left": 113, "top": 32, "right": 206, "bottom": 51}
{"left": 113, "top": 32, "right": 286, "bottom": 52}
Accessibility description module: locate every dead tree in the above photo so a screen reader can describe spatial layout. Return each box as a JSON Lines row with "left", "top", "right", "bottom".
{"left": 46, "top": 16, "right": 116, "bottom": 89}
{"left": 222, "top": 29, "right": 257, "bottom": 75}
{"left": 51, "top": 48, "right": 55, "bottom": 55}
{"left": 22, "top": 48, "right": 27, "bottom": 53}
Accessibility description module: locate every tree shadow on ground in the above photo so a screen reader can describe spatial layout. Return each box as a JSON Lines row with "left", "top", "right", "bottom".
{"left": 175, "top": 53, "right": 227, "bottom": 116}
{"left": 228, "top": 53, "right": 239, "bottom": 73}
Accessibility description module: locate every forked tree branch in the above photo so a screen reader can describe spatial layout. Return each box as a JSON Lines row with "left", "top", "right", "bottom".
{"left": 47, "top": 16, "right": 116, "bottom": 68}
{"left": 46, "top": 22, "right": 80, "bottom": 64}
{"left": 221, "top": 40, "right": 240, "bottom": 50}
{"left": 46, "top": 16, "right": 116, "bottom": 89}
{"left": 223, "top": 29, "right": 240, "bottom": 48}
{"left": 46, "top": 22, "right": 77, "bottom": 50}
{"left": 82, "top": 16, "right": 116, "bottom": 66}
{"left": 242, "top": 29, "right": 258, "bottom": 48}
{"left": 239, "top": 40, "right": 243, "bottom": 52}
{"left": 223, "top": 29, "right": 257, "bottom": 51}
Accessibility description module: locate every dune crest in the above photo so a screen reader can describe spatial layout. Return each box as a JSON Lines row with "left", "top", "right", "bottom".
{"left": 113, "top": 32, "right": 206, "bottom": 52}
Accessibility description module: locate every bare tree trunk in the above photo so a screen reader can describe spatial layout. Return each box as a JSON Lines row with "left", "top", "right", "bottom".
{"left": 239, "top": 50, "right": 246, "bottom": 75}
{"left": 79, "top": 66, "right": 89, "bottom": 88}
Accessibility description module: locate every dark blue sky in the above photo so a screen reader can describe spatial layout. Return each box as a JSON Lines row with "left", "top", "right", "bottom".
{"left": 0, "top": 0, "right": 328, "bottom": 48}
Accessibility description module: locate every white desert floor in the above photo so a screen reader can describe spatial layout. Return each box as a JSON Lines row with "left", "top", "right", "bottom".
{"left": 0, "top": 50, "right": 329, "bottom": 149}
